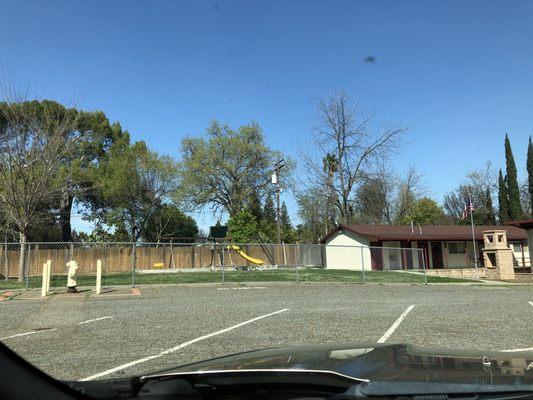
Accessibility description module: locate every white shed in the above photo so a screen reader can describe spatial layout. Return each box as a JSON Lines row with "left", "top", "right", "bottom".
{"left": 324, "top": 228, "right": 371, "bottom": 270}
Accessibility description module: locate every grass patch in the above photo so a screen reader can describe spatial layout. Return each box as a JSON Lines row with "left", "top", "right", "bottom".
{"left": 0, "top": 269, "right": 475, "bottom": 290}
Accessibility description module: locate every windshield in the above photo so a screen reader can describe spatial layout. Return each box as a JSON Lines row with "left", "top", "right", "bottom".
{"left": 1, "top": 0, "right": 533, "bottom": 389}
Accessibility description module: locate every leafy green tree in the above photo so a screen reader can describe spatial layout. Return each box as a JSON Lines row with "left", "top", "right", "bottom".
{"left": 144, "top": 204, "right": 198, "bottom": 243}
{"left": 296, "top": 187, "right": 331, "bottom": 243}
{"left": 498, "top": 169, "right": 509, "bottom": 223}
{"left": 400, "top": 197, "right": 445, "bottom": 225}
{"left": 0, "top": 100, "right": 127, "bottom": 242}
{"left": 177, "top": 121, "right": 290, "bottom": 217}
{"left": 527, "top": 136, "right": 533, "bottom": 212}
{"left": 280, "top": 202, "right": 295, "bottom": 243}
{"left": 505, "top": 134, "right": 523, "bottom": 220}
{"left": 0, "top": 99, "right": 78, "bottom": 280}
{"left": 227, "top": 209, "right": 258, "bottom": 243}
{"left": 59, "top": 110, "right": 125, "bottom": 241}
{"left": 93, "top": 141, "right": 179, "bottom": 241}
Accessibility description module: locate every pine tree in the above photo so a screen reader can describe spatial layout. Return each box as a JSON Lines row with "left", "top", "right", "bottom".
{"left": 527, "top": 136, "right": 533, "bottom": 213}
{"left": 280, "top": 202, "right": 295, "bottom": 243}
{"left": 248, "top": 190, "right": 263, "bottom": 222}
{"left": 505, "top": 134, "right": 523, "bottom": 220}
{"left": 259, "top": 194, "right": 277, "bottom": 242}
{"left": 263, "top": 194, "right": 276, "bottom": 224}
{"left": 498, "top": 169, "right": 509, "bottom": 224}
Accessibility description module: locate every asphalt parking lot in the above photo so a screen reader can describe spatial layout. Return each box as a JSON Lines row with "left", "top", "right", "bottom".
{"left": 1, "top": 283, "right": 532, "bottom": 381}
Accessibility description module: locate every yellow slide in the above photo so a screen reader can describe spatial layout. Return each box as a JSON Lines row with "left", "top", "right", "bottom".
{"left": 227, "top": 244, "right": 264, "bottom": 265}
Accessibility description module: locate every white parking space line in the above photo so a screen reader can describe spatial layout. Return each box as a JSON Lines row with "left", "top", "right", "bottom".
{"left": 78, "top": 316, "right": 114, "bottom": 325}
{"left": 528, "top": 301, "right": 533, "bottom": 307}
{"left": 80, "top": 308, "right": 290, "bottom": 381}
{"left": 1, "top": 328, "right": 57, "bottom": 341}
{"left": 377, "top": 305, "right": 415, "bottom": 344}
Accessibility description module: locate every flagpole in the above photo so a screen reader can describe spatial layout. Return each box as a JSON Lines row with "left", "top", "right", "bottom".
{"left": 468, "top": 193, "right": 478, "bottom": 278}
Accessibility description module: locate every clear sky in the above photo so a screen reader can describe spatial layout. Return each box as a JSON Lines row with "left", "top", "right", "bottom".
{"left": 1, "top": 0, "right": 533, "bottom": 232}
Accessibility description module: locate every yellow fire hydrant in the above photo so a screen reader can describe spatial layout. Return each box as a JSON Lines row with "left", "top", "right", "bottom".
{"left": 66, "top": 260, "right": 79, "bottom": 293}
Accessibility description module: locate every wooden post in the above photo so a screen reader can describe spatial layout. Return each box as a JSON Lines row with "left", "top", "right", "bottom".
{"left": 96, "top": 259, "right": 102, "bottom": 294}
{"left": 191, "top": 244, "right": 195, "bottom": 269}
{"left": 41, "top": 260, "right": 51, "bottom": 297}
{"left": 46, "top": 260, "right": 51, "bottom": 294}
{"left": 41, "top": 262, "right": 48, "bottom": 297}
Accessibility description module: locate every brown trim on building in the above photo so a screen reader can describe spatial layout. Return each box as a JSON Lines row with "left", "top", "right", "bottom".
{"left": 321, "top": 224, "right": 527, "bottom": 244}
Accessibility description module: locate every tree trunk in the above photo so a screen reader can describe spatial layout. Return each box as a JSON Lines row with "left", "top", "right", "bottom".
{"left": 17, "top": 232, "right": 26, "bottom": 283}
{"left": 59, "top": 192, "right": 73, "bottom": 242}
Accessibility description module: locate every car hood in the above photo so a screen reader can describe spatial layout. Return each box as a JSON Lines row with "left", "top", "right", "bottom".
{"left": 152, "top": 343, "right": 533, "bottom": 385}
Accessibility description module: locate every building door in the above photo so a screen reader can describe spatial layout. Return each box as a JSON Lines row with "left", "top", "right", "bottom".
{"left": 370, "top": 241, "right": 383, "bottom": 270}
{"left": 431, "top": 241, "right": 443, "bottom": 269}
{"left": 417, "top": 241, "right": 429, "bottom": 269}
{"left": 401, "top": 240, "right": 413, "bottom": 269}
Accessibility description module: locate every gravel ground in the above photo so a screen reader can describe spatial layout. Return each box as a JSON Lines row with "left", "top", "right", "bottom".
{"left": 0, "top": 283, "right": 532, "bottom": 381}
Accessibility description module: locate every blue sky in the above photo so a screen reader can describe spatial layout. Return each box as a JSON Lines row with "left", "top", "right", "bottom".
{"left": 1, "top": 0, "right": 533, "bottom": 232}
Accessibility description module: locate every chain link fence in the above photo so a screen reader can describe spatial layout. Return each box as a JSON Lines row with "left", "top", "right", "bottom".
{"left": 0, "top": 241, "right": 436, "bottom": 291}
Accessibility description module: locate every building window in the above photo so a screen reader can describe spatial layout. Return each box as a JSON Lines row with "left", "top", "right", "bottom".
{"left": 448, "top": 242, "right": 465, "bottom": 254}
{"left": 510, "top": 242, "right": 521, "bottom": 253}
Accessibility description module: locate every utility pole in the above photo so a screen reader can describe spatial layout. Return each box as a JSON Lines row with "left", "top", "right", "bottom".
{"left": 272, "top": 159, "right": 285, "bottom": 244}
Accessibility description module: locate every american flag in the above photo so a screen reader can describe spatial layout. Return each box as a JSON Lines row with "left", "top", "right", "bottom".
{"left": 461, "top": 195, "right": 475, "bottom": 220}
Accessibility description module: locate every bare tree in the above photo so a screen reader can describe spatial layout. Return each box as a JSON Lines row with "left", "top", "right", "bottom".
{"left": 443, "top": 162, "right": 497, "bottom": 224}
{"left": 0, "top": 98, "right": 76, "bottom": 281}
{"left": 393, "top": 166, "right": 425, "bottom": 223}
{"left": 302, "top": 90, "right": 407, "bottom": 224}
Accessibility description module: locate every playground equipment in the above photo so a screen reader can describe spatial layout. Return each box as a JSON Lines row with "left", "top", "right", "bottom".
{"left": 227, "top": 244, "right": 264, "bottom": 265}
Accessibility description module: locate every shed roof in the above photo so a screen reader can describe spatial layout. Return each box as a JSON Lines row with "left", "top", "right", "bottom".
{"left": 321, "top": 224, "right": 527, "bottom": 243}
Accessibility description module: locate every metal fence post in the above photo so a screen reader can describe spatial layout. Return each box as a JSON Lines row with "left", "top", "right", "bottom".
{"left": 421, "top": 248, "right": 427, "bottom": 285}
{"left": 221, "top": 247, "right": 225, "bottom": 284}
{"left": 360, "top": 246, "right": 366, "bottom": 284}
{"left": 295, "top": 254, "right": 299, "bottom": 284}
{"left": 103, "top": 242, "right": 108, "bottom": 290}
{"left": 131, "top": 243, "right": 136, "bottom": 288}
{"left": 4, "top": 238, "right": 7, "bottom": 281}
{"left": 25, "top": 243, "right": 30, "bottom": 290}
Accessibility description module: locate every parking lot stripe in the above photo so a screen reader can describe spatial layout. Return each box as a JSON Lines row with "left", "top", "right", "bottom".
{"left": 1, "top": 328, "right": 57, "bottom": 341}
{"left": 78, "top": 316, "right": 114, "bottom": 325}
{"left": 529, "top": 301, "right": 533, "bottom": 307}
{"left": 377, "top": 305, "right": 415, "bottom": 343}
{"left": 80, "top": 308, "right": 290, "bottom": 381}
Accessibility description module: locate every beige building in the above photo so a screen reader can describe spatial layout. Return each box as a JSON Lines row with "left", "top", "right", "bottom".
{"left": 322, "top": 224, "right": 529, "bottom": 271}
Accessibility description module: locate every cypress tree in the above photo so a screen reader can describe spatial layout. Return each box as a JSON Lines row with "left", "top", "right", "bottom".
{"left": 505, "top": 134, "right": 523, "bottom": 220}
{"left": 498, "top": 169, "right": 509, "bottom": 224}
{"left": 527, "top": 136, "right": 533, "bottom": 213}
